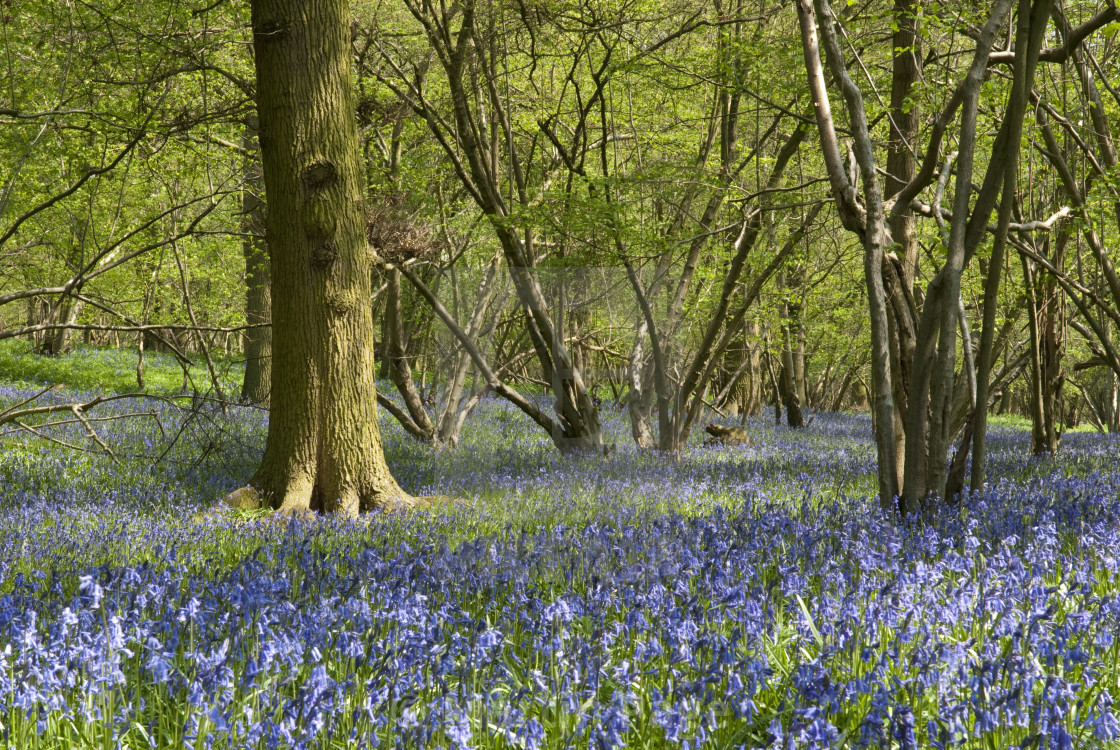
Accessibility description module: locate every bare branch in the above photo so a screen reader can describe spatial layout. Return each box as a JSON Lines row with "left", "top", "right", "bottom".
{"left": 988, "top": 4, "right": 1120, "bottom": 65}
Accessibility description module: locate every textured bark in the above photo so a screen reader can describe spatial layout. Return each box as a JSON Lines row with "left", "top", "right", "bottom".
{"left": 240, "top": 116, "right": 272, "bottom": 406}
{"left": 247, "top": 0, "right": 408, "bottom": 515}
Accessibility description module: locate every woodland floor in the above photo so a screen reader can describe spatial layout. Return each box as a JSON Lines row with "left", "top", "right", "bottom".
{"left": 1, "top": 342, "right": 1120, "bottom": 748}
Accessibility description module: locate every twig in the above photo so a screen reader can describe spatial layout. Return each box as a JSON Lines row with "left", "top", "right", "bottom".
{"left": 12, "top": 421, "right": 94, "bottom": 454}
{"left": 70, "top": 403, "right": 117, "bottom": 461}
{"left": 0, "top": 383, "right": 62, "bottom": 419}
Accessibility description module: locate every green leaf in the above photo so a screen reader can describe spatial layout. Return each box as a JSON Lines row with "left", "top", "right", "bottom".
{"left": 795, "top": 594, "right": 824, "bottom": 647}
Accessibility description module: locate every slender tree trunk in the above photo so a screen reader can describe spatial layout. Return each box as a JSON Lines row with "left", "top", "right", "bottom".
{"left": 883, "top": 0, "right": 922, "bottom": 488}
{"left": 135, "top": 331, "right": 146, "bottom": 389}
{"left": 797, "top": 0, "right": 898, "bottom": 509}
{"left": 765, "top": 347, "right": 782, "bottom": 425}
{"left": 240, "top": 115, "right": 272, "bottom": 405}
{"left": 627, "top": 324, "right": 657, "bottom": 449}
{"left": 385, "top": 267, "right": 435, "bottom": 440}
{"left": 1022, "top": 254, "right": 1048, "bottom": 453}
{"left": 244, "top": 0, "right": 409, "bottom": 515}
{"left": 779, "top": 347, "right": 804, "bottom": 428}
{"left": 886, "top": 0, "right": 922, "bottom": 291}
{"left": 1039, "top": 254, "right": 1065, "bottom": 453}
{"left": 970, "top": 0, "right": 1055, "bottom": 491}
{"left": 1021, "top": 230, "right": 1066, "bottom": 454}
{"left": 778, "top": 272, "right": 804, "bottom": 428}
{"left": 744, "top": 321, "right": 763, "bottom": 416}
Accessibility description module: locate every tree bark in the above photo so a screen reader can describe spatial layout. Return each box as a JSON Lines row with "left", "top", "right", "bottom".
{"left": 779, "top": 346, "right": 805, "bottom": 428}
{"left": 902, "top": 0, "right": 1018, "bottom": 507}
{"left": 883, "top": 0, "right": 922, "bottom": 486}
{"left": 626, "top": 321, "right": 657, "bottom": 449}
{"left": 245, "top": 0, "right": 409, "bottom": 515}
{"left": 1021, "top": 228, "right": 1066, "bottom": 454}
{"left": 44, "top": 297, "right": 83, "bottom": 356}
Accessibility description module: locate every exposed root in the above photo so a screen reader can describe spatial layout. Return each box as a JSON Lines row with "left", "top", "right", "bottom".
{"left": 365, "top": 488, "right": 424, "bottom": 512}
{"left": 216, "top": 485, "right": 466, "bottom": 520}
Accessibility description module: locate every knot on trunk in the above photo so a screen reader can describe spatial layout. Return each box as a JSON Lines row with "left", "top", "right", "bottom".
{"left": 310, "top": 240, "right": 338, "bottom": 270}
{"left": 303, "top": 160, "right": 338, "bottom": 191}
{"left": 325, "top": 290, "right": 353, "bottom": 316}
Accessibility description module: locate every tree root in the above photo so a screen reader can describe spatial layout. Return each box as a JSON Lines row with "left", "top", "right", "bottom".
{"left": 217, "top": 485, "right": 465, "bottom": 518}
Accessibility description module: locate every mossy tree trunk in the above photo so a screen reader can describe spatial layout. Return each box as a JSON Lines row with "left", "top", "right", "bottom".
{"left": 247, "top": 0, "right": 408, "bottom": 515}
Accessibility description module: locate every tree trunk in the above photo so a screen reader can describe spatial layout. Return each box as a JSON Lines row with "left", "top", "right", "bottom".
{"left": 42, "top": 296, "right": 83, "bottom": 356}
{"left": 245, "top": 0, "right": 409, "bottom": 515}
{"left": 796, "top": 0, "right": 898, "bottom": 510}
{"left": 240, "top": 115, "right": 272, "bottom": 406}
{"left": 883, "top": 0, "right": 923, "bottom": 489}
{"left": 384, "top": 266, "right": 435, "bottom": 441}
{"left": 743, "top": 321, "right": 763, "bottom": 416}
{"left": 779, "top": 347, "right": 804, "bottom": 428}
{"left": 779, "top": 273, "right": 805, "bottom": 428}
{"left": 970, "top": 0, "right": 1055, "bottom": 491}
{"left": 886, "top": 0, "right": 921, "bottom": 291}
{"left": 626, "top": 323, "right": 657, "bottom": 449}
{"left": 1021, "top": 228, "right": 1066, "bottom": 454}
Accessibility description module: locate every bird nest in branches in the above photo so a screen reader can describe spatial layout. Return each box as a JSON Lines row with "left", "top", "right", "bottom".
{"left": 365, "top": 194, "right": 438, "bottom": 265}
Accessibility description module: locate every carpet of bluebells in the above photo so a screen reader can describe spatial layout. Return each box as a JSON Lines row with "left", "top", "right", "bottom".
{"left": 3, "top": 353, "right": 1120, "bottom": 748}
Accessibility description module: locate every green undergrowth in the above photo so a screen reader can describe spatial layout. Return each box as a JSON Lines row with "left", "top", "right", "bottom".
{"left": 0, "top": 339, "right": 243, "bottom": 396}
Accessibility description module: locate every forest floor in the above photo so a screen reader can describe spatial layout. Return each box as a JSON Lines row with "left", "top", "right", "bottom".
{"left": 2, "top": 344, "right": 1120, "bottom": 748}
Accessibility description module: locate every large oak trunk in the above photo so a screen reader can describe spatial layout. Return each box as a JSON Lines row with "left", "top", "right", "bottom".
{"left": 247, "top": 0, "right": 407, "bottom": 515}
